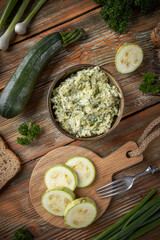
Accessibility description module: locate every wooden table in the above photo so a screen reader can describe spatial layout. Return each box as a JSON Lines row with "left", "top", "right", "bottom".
{"left": 0, "top": 0, "right": 160, "bottom": 239}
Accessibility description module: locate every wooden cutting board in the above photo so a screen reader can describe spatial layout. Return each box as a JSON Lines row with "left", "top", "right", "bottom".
{"left": 29, "top": 141, "right": 143, "bottom": 229}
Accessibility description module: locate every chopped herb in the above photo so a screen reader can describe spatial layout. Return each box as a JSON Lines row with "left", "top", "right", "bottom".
{"left": 52, "top": 66, "right": 121, "bottom": 137}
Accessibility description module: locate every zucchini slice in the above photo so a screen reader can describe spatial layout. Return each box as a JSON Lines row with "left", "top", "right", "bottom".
{"left": 64, "top": 197, "right": 97, "bottom": 228}
{"left": 115, "top": 43, "right": 143, "bottom": 74}
{"left": 66, "top": 156, "right": 95, "bottom": 188}
{"left": 42, "top": 187, "right": 75, "bottom": 216}
{"left": 44, "top": 164, "right": 78, "bottom": 191}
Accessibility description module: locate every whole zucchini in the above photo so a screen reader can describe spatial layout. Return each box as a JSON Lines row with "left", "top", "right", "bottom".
{"left": 0, "top": 28, "right": 85, "bottom": 119}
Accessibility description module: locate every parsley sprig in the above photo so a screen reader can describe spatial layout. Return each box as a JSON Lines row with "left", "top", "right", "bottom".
{"left": 139, "top": 72, "right": 160, "bottom": 94}
{"left": 17, "top": 121, "right": 40, "bottom": 145}
{"left": 12, "top": 228, "right": 33, "bottom": 240}
{"left": 94, "top": 0, "right": 152, "bottom": 34}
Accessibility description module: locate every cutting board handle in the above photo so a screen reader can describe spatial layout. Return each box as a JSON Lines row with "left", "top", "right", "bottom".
{"left": 103, "top": 141, "right": 143, "bottom": 174}
{"left": 30, "top": 143, "right": 143, "bottom": 229}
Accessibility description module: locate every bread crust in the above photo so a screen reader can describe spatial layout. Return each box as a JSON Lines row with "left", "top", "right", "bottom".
{"left": 0, "top": 136, "right": 21, "bottom": 190}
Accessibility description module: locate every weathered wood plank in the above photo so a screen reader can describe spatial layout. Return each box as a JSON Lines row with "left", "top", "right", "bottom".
{"left": 0, "top": 103, "right": 160, "bottom": 239}
{"left": 1, "top": 7, "right": 160, "bottom": 164}
{"left": 1, "top": 5, "right": 160, "bottom": 90}
{"left": 0, "top": 0, "right": 97, "bottom": 42}
{"left": 0, "top": 1, "right": 160, "bottom": 89}
{"left": 1, "top": 2, "right": 160, "bottom": 239}
{"left": 0, "top": 83, "right": 74, "bottom": 162}
{"left": 1, "top": 81, "right": 79, "bottom": 163}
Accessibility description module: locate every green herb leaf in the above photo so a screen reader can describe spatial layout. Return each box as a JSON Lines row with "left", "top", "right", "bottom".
{"left": 18, "top": 124, "right": 29, "bottom": 136}
{"left": 17, "top": 121, "right": 40, "bottom": 145}
{"left": 13, "top": 228, "right": 33, "bottom": 240}
{"left": 17, "top": 137, "right": 31, "bottom": 146}
{"left": 94, "top": 0, "right": 106, "bottom": 4}
{"left": 134, "top": 0, "right": 151, "bottom": 13}
{"left": 139, "top": 72, "right": 160, "bottom": 94}
{"left": 94, "top": 0, "right": 152, "bottom": 33}
{"left": 100, "top": 0, "right": 132, "bottom": 34}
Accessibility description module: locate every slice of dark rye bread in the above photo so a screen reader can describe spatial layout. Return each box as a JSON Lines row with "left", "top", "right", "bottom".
{"left": 0, "top": 136, "right": 21, "bottom": 190}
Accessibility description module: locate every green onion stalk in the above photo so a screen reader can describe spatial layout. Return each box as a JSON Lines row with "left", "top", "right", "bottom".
{"left": 92, "top": 189, "right": 156, "bottom": 240}
{"left": 0, "top": 0, "right": 19, "bottom": 31}
{"left": 108, "top": 200, "right": 160, "bottom": 240}
{"left": 0, "top": 0, "right": 31, "bottom": 51}
{"left": 15, "top": 0, "right": 48, "bottom": 35}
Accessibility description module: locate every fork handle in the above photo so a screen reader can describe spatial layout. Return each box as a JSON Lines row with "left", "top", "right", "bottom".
{"left": 134, "top": 163, "right": 160, "bottom": 180}
{"left": 149, "top": 159, "right": 160, "bottom": 174}
{"left": 150, "top": 164, "right": 160, "bottom": 174}
{"left": 134, "top": 166, "right": 153, "bottom": 179}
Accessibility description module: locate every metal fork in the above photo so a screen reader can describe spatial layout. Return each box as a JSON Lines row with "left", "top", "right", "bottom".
{"left": 96, "top": 164, "right": 159, "bottom": 199}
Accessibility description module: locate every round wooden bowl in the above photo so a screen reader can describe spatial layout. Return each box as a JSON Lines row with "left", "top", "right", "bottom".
{"left": 47, "top": 64, "right": 124, "bottom": 140}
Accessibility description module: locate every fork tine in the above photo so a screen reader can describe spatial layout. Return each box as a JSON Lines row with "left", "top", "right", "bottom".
{"left": 100, "top": 188, "right": 127, "bottom": 199}
{"left": 99, "top": 186, "right": 126, "bottom": 197}
{"left": 96, "top": 178, "right": 125, "bottom": 192}
{"left": 96, "top": 182, "right": 125, "bottom": 193}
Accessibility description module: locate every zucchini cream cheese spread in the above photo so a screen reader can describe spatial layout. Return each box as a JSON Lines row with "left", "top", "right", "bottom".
{"left": 51, "top": 66, "right": 122, "bottom": 137}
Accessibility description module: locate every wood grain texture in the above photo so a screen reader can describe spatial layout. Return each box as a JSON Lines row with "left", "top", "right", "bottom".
{"left": 0, "top": 0, "right": 97, "bottom": 43}
{"left": 29, "top": 142, "right": 143, "bottom": 229}
{"left": 0, "top": 103, "right": 160, "bottom": 239}
{"left": 0, "top": 5, "right": 159, "bottom": 91}
{"left": 0, "top": 7, "right": 160, "bottom": 164}
{"left": 1, "top": 1, "right": 160, "bottom": 239}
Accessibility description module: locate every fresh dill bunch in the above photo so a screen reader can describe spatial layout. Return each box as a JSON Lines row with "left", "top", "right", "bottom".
{"left": 17, "top": 120, "right": 40, "bottom": 145}
{"left": 139, "top": 72, "right": 160, "bottom": 94}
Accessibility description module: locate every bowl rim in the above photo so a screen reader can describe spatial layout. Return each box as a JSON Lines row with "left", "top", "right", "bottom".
{"left": 47, "top": 64, "right": 125, "bottom": 141}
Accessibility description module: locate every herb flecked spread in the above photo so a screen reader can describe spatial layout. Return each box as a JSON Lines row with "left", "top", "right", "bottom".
{"left": 51, "top": 67, "right": 122, "bottom": 137}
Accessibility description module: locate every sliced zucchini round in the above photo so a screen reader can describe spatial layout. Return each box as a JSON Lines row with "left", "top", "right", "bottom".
{"left": 44, "top": 164, "right": 78, "bottom": 191}
{"left": 41, "top": 187, "right": 75, "bottom": 216}
{"left": 64, "top": 197, "right": 97, "bottom": 228}
{"left": 66, "top": 156, "right": 95, "bottom": 188}
{"left": 115, "top": 43, "right": 143, "bottom": 74}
